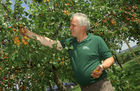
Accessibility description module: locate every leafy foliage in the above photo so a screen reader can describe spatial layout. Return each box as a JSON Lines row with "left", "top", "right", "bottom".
{"left": 0, "top": 0, "right": 139, "bottom": 90}
{"left": 108, "top": 65, "right": 136, "bottom": 91}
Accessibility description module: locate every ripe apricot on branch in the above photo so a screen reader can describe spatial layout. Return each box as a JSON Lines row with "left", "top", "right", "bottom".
{"left": 111, "top": 19, "right": 116, "bottom": 25}
{"left": 64, "top": 10, "right": 70, "bottom": 16}
{"left": 4, "top": 54, "right": 8, "bottom": 61}
{"left": 103, "top": 19, "right": 107, "bottom": 23}
{"left": 4, "top": 54, "right": 8, "bottom": 59}
{"left": 22, "top": 39, "right": 28, "bottom": 45}
{"left": 1, "top": 82, "right": 3, "bottom": 86}
{"left": 24, "top": 36, "right": 29, "bottom": 40}
{"left": 46, "top": 0, "right": 49, "bottom": 3}
{"left": 13, "top": 28, "right": 16, "bottom": 31}
{"left": 132, "top": 13, "right": 137, "bottom": 18}
{"left": 134, "top": 4, "right": 138, "bottom": 9}
{"left": 55, "top": 3, "right": 57, "bottom": 7}
{"left": 8, "top": 26, "right": 11, "bottom": 28}
{"left": 14, "top": 37, "right": 20, "bottom": 46}
{"left": 61, "top": 58, "right": 64, "bottom": 61}
{"left": 19, "top": 24, "right": 22, "bottom": 28}
{"left": 22, "top": 28, "right": 25, "bottom": 33}
{"left": 126, "top": 16, "right": 130, "bottom": 20}
{"left": 61, "top": 61, "right": 64, "bottom": 66}
{"left": 66, "top": 3, "right": 69, "bottom": 6}
{"left": 94, "top": 70, "right": 99, "bottom": 73}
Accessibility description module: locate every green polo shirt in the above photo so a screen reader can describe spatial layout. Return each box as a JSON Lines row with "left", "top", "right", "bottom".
{"left": 60, "top": 33, "right": 112, "bottom": 86}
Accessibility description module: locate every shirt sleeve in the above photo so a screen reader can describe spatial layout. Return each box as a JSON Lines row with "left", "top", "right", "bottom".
{"left": 60, "top": 38, "right": 72, "bottom": 48}
{"left": 60, "top": 40, "right": 65, "bottom": 48}
{"left": 98, "top": 36, "right": 112, "bottom": 60}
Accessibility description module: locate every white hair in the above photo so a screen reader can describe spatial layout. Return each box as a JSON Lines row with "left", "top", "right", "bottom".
{"left": 71, "top": 13, "right": 90, "bottom": 31}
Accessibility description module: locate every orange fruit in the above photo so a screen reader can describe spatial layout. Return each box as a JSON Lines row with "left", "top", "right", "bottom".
{"left": 94, "top": 30, "right": 97, "bottom": 33}
{"left": 22, "top": 39, "right": 28, "bottom": 45}
{"left": 13, "top": 28, "right": 16, "bottom": 31}
{"left": 61, "top": 61, "right": 64, "bottom": 65}
{"left": 103, "top": 19, "right": 107, "bottom": 23}
{"left": 66, "top": 3, "right": 69, "bottom": 6}
{"left": 22, "top": 28, "right": 25, "bottom": 33}
{"left": 24, "top": 36, "right": 29, "bottom": 40}
{"left": 19, "top": 24, "right": 22, "bottom": 27}
{"left": 132, "top": 13, "right": 137, "bottom": 18}
{"left": 46, "top": 0, "right": 49, "bottom": 3}
{"left": 1, "top": 82, "right": 3, "bottom": 85}
{"left": 55, "top": 3, "right": 57, "bottom": 7}
{"left": 4, "top": 54, "right": 8, "bottom": 59}
{"left": 126, "top": 16, "right": 130, "bottom": 20}
{"left": 14, "top": 37, "right": 19, "bottom": 41}
{"left": 64, "top": 10, "right": 70, "bottom": 16}
{"left": 131, "top": 17, "right": 134, "bottom": 22}
{"left": 134, "top": 4, "right": 138, "bottom": 9}
{"left": 94, "top": 70, "right": 99, "bottom": 73}
{"left": 14, "top": 37, "right": 20, "bottom": 46}
{"left": 111, "top": 19, "right": 116, "bottom": 25}
{"left": 61, "top": 58, "right": 64, "bottom": 61}
{"left": 8, "top": 26, "right": 11, "bottom": 28}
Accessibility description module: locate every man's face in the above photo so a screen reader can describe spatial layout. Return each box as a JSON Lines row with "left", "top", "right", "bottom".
{"left": 70, "top": 17, "right": 82, "bottom": 38}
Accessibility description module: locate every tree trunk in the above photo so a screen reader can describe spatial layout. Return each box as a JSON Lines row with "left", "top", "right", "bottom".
{"left": 52, "top": 65, "right": 67, "bottom": 91}
{"left": 124, "top": 39, "right": 140, "bottom": 65}
{"left": 48, "top": 82, "right": 53, "bottom": 91}
{"left": 112, "top": 52, "right": 123, "bottom": 68}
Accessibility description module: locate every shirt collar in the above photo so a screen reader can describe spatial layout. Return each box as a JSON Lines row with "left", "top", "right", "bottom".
{"left": 75, "top": 33, "right": 91, "bottom": 44}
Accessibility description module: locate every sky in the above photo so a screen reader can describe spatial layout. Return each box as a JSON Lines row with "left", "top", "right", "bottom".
{"left": 3, "top": 0, "right": 138, "bottom": 51}
{"left": 10, "top": 0, "right": 29, "bottom": 11}
{"left": 121, "top": 40, "right": 137, "bottom": 50}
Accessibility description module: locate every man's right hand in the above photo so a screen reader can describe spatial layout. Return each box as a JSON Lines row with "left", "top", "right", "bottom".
{"left": 91, "top": 66, "right": 103, "bottom": 79}
{"left": 19, "top": 26, "right": 63, "bottom": 50}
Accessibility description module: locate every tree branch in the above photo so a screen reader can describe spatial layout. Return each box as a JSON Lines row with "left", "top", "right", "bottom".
{"left": 1, "top": 3, "right": 11, "bottom": 13}
{"left": 51, "top": 22, "right": 63, "bottom": 38}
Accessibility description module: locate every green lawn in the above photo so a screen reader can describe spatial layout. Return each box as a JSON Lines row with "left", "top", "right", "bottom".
{"left": 122, "top": 56, "right": 140, "bottom": 90}
{"left": 70, "top": 56, "right": 140, "bottom": 91}
{"left": 69, "top": 85, "right": 81, "bottom": 91}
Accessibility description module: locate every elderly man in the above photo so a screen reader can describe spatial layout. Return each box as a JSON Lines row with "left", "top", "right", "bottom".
{"left": 21, "top": 13, "right": 114, "bottom": 91}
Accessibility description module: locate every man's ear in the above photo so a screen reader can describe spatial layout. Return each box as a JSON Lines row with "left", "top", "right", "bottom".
{"left": 81, "top": 26, "right": 86, "bottom": 31}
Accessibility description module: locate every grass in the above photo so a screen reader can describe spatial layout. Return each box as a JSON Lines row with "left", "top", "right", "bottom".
{"left": 69, "top": 85, "right": 81, "bottom": 91}
{"left": 122, "top": 56, "right": 140, "bottom": 90}
{"left": 70, "top": 56, "right": 140, "bottom": 91}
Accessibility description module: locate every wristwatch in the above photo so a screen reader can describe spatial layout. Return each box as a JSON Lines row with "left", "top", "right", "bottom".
{"left": 99, "top": 64, "right": 104, "bottom": 70}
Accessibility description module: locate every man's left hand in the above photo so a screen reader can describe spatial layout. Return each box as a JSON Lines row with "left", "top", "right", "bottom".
{"left": 91, "top": 65, "right": 103, "bottom": 79}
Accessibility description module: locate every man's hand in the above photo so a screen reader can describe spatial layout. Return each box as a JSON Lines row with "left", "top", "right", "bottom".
{"left": 91, "top": 65, "right": 103, "bottom": 79}
{"left": 19, "top": 26, "right": 63, "bottom": 50}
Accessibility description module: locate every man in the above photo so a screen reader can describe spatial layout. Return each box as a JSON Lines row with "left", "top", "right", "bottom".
{"left": 21, "top": 13, "right": 114, "bottom": 91}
